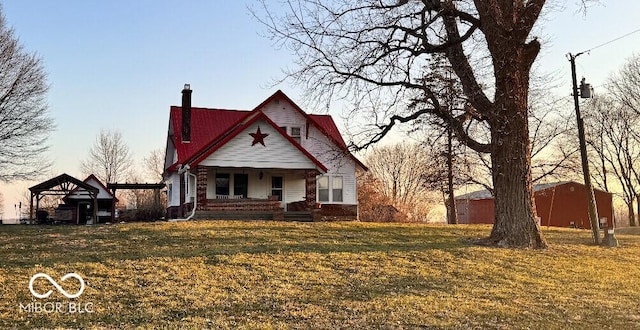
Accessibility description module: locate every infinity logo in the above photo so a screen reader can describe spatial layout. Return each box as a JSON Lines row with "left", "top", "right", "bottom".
{"left": 29, "top": 273, "right": 85, "bottom": 299}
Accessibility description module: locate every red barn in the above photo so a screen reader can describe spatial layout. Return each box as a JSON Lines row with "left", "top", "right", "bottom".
{"left": 455, "top": 181, "right": 614, "bottom": 228}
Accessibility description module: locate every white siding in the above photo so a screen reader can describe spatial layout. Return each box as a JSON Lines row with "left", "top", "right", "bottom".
{"left": 248, "top": 172, "right": 269, "bottom": 199}
{"left": 307, "top": 126, "right": 354, "bottom": 173}
{"left": 200, "top": 120, "right": 320, "bottom": 170}
{"left": 341, "top": 172, "right": 357, "bottom": 204}
{"left": 186, "top": 172, "right": 196, "bottom": 202}
{"left": 166, "top": 173, "right": 181, "bottom": 207}
{"left": 164, "top": 121, "right": 177, "bottom": 171}
{"left": 260, "top": 99, "right": 308, "bottom": 148}
{"left": 267, "top": 170, "right": 306, "bottom": 209}
{"left": 285, "top": 172, "right": 306, "bottom": 203}
{"left": 305, "top": 124, "right": 359, "bottom": 205}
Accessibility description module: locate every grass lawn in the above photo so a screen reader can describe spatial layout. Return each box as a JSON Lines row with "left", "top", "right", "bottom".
{"left": 1, "top": 221, "right": 640, "bottom": 329}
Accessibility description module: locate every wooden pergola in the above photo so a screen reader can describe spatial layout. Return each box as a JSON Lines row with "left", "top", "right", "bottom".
{"left": 106, "top": 182, "right": 166, "bottom": 210}
{"left": 28, "top": 173, "right": 99, "bottom": 224}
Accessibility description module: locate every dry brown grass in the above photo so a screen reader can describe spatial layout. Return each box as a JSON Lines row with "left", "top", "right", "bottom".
{"left": 1, "top": 221, "right": 639, "bottom": 329}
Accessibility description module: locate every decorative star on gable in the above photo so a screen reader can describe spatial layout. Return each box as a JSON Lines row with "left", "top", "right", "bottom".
{"left": 249, "top": 126, "right": 269, "bottom": 146}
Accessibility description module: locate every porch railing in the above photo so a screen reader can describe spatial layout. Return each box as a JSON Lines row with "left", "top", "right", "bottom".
{"left": 215, "top": 194, "right": 244, "bottom": 200}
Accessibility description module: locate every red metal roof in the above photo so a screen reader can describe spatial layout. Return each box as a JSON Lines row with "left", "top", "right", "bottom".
{"left": 167, "top": 90, "right": 366, "bottom": 172}
{"left": 169, "top": 107, "right": 249, "bottom": 163}
{"left": 308, "top": 114, "right": 348, "bottom": 149}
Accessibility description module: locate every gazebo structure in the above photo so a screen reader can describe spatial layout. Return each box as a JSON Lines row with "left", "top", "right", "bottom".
{"left": 29, "top": 173, "right": 99, "bottom": 224}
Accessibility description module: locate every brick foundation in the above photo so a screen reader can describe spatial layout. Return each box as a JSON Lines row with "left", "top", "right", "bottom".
{"left": 317, "top": 204, "right": 358, "bottom": 221}
{"left": 167, "top": 203, "right": 194, "bottom": 219}
{"left": 166, "top": 206, "right": 180, "bottom": 219}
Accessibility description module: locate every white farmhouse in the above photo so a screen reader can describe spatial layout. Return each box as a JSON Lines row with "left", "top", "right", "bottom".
{"left": 163, "top": 85, "right": 367, "bottom": 221}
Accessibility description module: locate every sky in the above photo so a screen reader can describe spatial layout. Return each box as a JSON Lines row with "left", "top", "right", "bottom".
{"left": 1, "top": 0, "right": 640, "bottom": 219}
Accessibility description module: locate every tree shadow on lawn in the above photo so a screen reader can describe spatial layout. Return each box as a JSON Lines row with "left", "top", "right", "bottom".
{"left": 0, "top": 221, "right": 485, "bottom": 268}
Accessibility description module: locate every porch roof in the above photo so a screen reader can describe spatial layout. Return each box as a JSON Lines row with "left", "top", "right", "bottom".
{"left": 29, "top": 173, "right": 98, "bottom": 196}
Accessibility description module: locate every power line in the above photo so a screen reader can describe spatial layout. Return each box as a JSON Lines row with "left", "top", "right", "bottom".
{"left": 580, "top": 27, "right": 640, "bottom": 54}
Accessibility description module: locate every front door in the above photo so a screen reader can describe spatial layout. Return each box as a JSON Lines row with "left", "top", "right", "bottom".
{"left": 234, "top": 174, "right": 248, "bottom": 198}
{"left": 78, "top": 202, "right": 93, "bottom": 225}
{"left": 271, "top": 176, "right": 284, "bottom": 207}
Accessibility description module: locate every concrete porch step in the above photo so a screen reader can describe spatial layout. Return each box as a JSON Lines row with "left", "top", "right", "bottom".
{"left": 195, "top": 211, "right": 275, "bottom": 220}
{"left": 284, "top": 211, "right": 313, "bottom": 222}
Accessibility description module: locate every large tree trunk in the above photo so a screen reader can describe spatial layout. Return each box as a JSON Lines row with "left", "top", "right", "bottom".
{"left": 485, "top": 111, "right": 546, "bottom": 248}
{"left": 439, "top": 1, "right": 547, "bottom": 248}
{"left": 480, "top": 38, "right": 547, "bottom": 248}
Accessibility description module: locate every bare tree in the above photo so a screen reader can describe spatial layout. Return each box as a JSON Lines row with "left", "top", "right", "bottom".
{"left": 581, "top": 54, "right": 640, "bottom": 227}
{"left": 143, "top": 148, "right": 165, "bottom": 183}
{"left": 81, "top": 130, "right": 133, "bottom": 184}
{"left": 463, "top": 94, "right": 579, "bottom": 192}
{"left": 257, "top": 0, "right": 557, "bottom": 247}
{"left": 416, "top": 123, "right": 469, "bottom": 223}
{"left": 357, "top": 172, "right": 405, "bottom": 222}
{"left": 585, "top": 97, "right": 640, "bottom": 227}
{"left": 365, "top": 143, "right": 443, "bottom": 221}
{"left": 0, "top": 8, "right": 54, "bottom": 182}
{"left": 607, "top": 53, "right": 640, "bottom": 115}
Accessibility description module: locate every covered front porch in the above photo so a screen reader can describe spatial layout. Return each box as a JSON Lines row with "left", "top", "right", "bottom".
{"left": 192, "top": 166, "right": 319, "bottom": 220}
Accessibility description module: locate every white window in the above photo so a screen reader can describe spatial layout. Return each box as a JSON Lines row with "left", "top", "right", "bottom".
{"left": 317, "top": 175, "right": 344, "bottom": 203}
{"left": 291, "top": 127, "right": 302, "bottom": 144}
{"left": 333, "top": 177, "right": 343, "bottom": 202}
{"left": 318, "top": 176, "right": 330, "bottom": 202}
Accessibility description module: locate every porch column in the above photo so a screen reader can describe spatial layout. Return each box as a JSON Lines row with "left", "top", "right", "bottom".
{"left": 197, "top": 166, "right": 208, "bottom": 210}
{"left": 305, "top": 170, "right": 318, "bottom": 209}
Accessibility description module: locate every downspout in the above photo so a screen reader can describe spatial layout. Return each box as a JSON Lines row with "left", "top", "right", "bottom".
{"left": 169, "top": 164, "right": 197, "bottom": 222}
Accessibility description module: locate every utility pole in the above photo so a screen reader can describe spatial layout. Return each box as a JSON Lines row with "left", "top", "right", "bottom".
{"left": 568, "top": 52, "right": 600, "bottom": 245}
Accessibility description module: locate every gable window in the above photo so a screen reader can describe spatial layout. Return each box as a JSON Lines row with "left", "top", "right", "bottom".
{"left": 215, "top": 173, "right": 230, "bottom": 196}
{"left": 291, "top": 127, "right": 302, "bottom": 144}
{"left": 280, "top": 126, "right": 287, "bottom": 134}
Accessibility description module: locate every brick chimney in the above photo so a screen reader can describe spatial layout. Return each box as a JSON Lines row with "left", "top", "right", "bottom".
{"left": 181, "top": 84, "right": 192, "bottom": 143}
